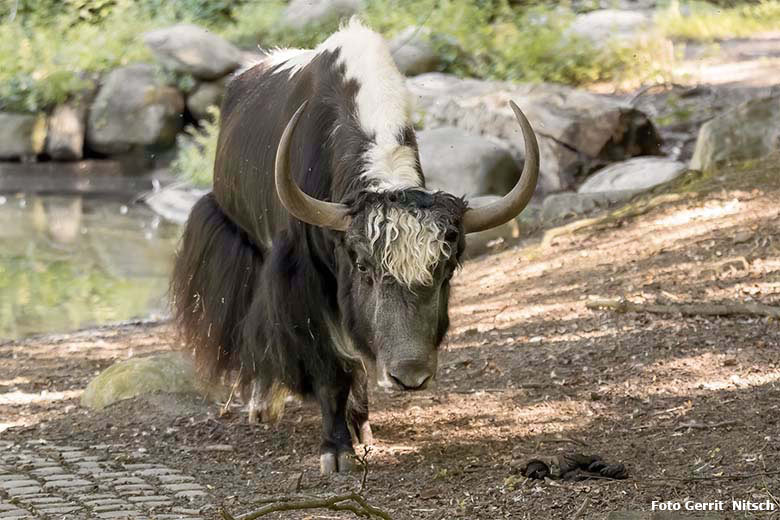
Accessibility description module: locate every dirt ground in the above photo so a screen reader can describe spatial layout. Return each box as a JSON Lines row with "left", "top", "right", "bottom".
{"left": 2, "top": 156, "right": 779, "bottom": 519}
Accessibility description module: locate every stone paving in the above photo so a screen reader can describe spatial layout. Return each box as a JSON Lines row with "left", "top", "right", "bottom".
{"left": 0, "top": 441, "right": 210, "bottom": 519}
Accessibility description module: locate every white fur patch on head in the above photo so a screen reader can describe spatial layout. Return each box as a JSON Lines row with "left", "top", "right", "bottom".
{"left": 366, "top": 207, "right": 452, "bottom": 288}
{"left": 319, "top": 18, "right": 421, "bottom": 190}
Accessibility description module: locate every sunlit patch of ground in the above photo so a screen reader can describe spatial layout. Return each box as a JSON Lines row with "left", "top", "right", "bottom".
{"left": 1, "top": 159, "right": 779, "bottom": 518}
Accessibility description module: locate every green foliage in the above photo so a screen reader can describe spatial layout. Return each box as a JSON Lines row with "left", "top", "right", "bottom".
{"left": 172, "top": 107, "right": 220, "bottom": 187}
{"left": 2, "top": 0, "right": 244, "bottom": 26}
{"left": 0, "top": 2, "right": 159, "bottom": 111}
{"left": 657, "top": 0, "right": 780, "bottom": 41}
{"left": 227, "top": 0, "right": 672, "bottom": 85}
{"left": 365, "top": 0, "right": 674, "bottom": 84}
{"left": 479, "top": 5, "right": 612, "bottom": 83}
{"left": 0, "top": 0, "right": 241, "bottom": 112}
{"left": 127, "top": 0, "right": 244, "bottom": 25}
{"left": 0, "top": 0, "right": 681, "bottom": 113}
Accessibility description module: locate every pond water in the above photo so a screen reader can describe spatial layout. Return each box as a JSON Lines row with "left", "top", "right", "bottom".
{"left": 0, "top": 194, "right": 182, "bottom": 341}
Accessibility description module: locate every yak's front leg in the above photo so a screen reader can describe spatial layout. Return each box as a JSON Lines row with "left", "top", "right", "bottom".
{"left": 317, "top": 382, "right": 355, "bottom": 474}
{"left": 348, "top": 366, "right": 373, "bottom": 445}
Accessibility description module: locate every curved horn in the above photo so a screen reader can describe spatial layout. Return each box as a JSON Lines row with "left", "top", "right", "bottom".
{"left": 275, "top": 101, "right": 351, "bottom": 231}
{"left": 463, "top": 101, "right": 540, "bottom": 234}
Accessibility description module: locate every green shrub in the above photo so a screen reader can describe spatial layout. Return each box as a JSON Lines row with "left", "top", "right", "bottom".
{"left": 0, "top": 3, "right": 159, "bottom": 111}
{"left": 657, "top": 0, "right": 780, "bottom": 41}
{"left": 0, "top": 0, "right": 231, "bottom": 112}
{"left": 172, "top": 107, "right": 220, "bottom": 187}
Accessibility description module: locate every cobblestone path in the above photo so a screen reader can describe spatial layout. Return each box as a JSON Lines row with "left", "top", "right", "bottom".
{"left": 0, "top": 441, "right": 210, "bottom": 519}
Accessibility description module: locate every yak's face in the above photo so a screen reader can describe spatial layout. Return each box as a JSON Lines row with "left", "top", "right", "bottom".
{"left": 336, "top": 190, "right": 467, "bottom": 391}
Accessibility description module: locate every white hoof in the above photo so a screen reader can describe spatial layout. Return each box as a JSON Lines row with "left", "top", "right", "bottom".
{"left": 320, "top": 452, "right": 338, "bottom": 475}
{"left": 319, "top": 452, "right": 356, "bottom": 474}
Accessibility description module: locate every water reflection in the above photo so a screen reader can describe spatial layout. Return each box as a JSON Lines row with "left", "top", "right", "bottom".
{"left": 0, "top": 194, "right": 181, "bottom": 340}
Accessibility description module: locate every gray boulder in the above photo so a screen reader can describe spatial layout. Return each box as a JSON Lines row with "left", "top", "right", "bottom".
{"left": 0, "top": 112, "right": 46, "bottom": 160}
{"left": 282, "top": 0, "right": 363, "bottom": 30}
{"left": 407, "top": 73, "right": 661, "bottom": 194}
{"left": 143, "top": 24, "right": 242, "bottom": 80}
{"left": 541, "top": 191, "right": 631, "bottom": 222}
{"left": 81, "top": 352, "right": 227, "bottom": 410}
{"left": 578, "top": 156, "right": 686, "bottom": 193}
{"left": 45, "top": 102, "right": 86, "bottom": 160}
{"left": 690, "top": 95, "right": 780, "bottom": 172}
{"left": 390, "top": 26, "right": 440, "bottom": 76}
{"left": 542, "top": 157, "right": 685, "bottom": 222}
{"left": 418, "top": 126, "right": 521, "bottom": 198}
{"left": 187, "top": 79, "right": 225, "bottom": 120}
{"left": 87, "top": 64, "right": 184, "bottom": 155}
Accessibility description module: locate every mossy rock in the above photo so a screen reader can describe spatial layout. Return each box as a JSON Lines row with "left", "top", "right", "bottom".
{"left": 81, "top": 352, "right": 227, "bottom": 410}
{"left": 690, "top": 95, "right": 780, "bottom": 173}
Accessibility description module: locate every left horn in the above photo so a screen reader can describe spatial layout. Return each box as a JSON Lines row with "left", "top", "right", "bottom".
{"left": 463, "top": 101, "right": 540, "bottom": 234}
{"left": 275, "top": 101, "right": 351, "bottom": 231}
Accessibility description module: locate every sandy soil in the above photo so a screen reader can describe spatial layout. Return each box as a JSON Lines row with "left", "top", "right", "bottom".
{"left": 2, "top": 159, "right": 779, "bottom": 519}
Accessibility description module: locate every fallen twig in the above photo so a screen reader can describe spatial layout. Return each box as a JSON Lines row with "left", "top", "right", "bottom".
{"left": 220, "top": 492, "right": 392, "bottom": 520}
{"left": 451, "top": 383, "right": 547, "bottom": 394}
{"left": 586, "top": 298, "right": 780, "bottom": 319}
{"left": 674, "top": 420, "right": 740, "bottom": 431}
{"left": 542, "top": 216, "right": 602, "bottom": 249}
{"left": 541, "top": 194, "right": 689, "bottom": 249}
{"left": 643, "top": 470, "right": 780, "bottom": 483}
{"left": 220, "top": 447, "right": 391, "bottom": 520}
{"left": 628, "top": 82, "right": 693, "bottom": 105}
{"left": 572, "top": 497, "right": 590, "bottom": 519}
{"left": 356, "top": 446, "right": 371, "bottom": 492}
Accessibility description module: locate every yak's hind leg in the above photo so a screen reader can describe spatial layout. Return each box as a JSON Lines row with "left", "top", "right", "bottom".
{"left": 243, "top": 379, "right": 265, "bottom": 424}
{"left": 347, "top": 366, "right": 373, "bottom": 446}
{"left": 317, "top": 380, "right": 355, "bottom": 475}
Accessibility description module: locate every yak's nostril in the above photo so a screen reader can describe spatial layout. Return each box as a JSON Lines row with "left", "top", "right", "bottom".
{"left": 389, "top": 372, "right": 431, "bottom": 391}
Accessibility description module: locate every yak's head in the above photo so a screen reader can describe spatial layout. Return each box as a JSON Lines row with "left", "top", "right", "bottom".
{"left": 336, "top": 189, "right": 465, "bottom": 390}
{"left": 274, "top": 101, "right": 539, "bottom": 391}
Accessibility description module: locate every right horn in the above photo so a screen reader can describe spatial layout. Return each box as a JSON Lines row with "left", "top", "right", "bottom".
{"left": 463, "top": 101, "right": 540, "bottom": 234}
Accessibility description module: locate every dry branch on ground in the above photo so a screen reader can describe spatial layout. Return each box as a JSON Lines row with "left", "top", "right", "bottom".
{"left": 220, "top": 448, "right": 392, "bottom": 520}
{"left": 586, "top": 298, "right": 780, "bottom": 318}
{"left": 220, "top": 493, "right": 392, "bottom": 520}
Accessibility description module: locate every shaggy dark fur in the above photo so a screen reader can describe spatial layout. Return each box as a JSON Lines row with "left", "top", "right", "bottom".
{"left": 170, "top": 192, "right": 261, "bottom": 380}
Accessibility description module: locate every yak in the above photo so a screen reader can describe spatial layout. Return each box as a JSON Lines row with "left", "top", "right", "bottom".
{"left": 170, "top": 19, "right": 539, "bottom": 474}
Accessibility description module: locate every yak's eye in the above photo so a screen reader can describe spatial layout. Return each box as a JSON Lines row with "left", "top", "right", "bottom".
{"left": 356, "top": 263, "right": 368, "bottom": 273}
